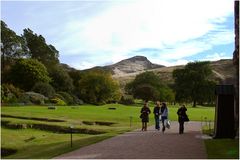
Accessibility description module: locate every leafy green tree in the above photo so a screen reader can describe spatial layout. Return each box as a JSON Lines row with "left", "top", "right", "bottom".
{"left": 1, "top": 21, "right": 29, "bottom": 69}
{"left": 173, "top": 61, "right": 216, "bottom": 107}
{"left": 69, "top": 70, "right": 83, "bottom": 87}
{"left": 133, "top": 84, "right": 159, "bottom": 101}
{"left": 172, "top": 69, "right": 192, "bottom": 103}
{"left": 68, "top": 70, "right": 83, "bottom": 95}
{"left": 77, "top": 69, "right": 121, "bottom": 105}
{"left": 197, "top": 80, "right": 216, "bottom": 105}
{"left": 1, "top": 21, "right": 29, "bottom": 83}
{"left": 48, "top": 65, "right": 74, "bottom": 93}
{"left": 126, "top": 71, "right": 174, "bottom": 102}
{"left": 9, "top": 59, "right": 51, "bottom": 91}
{"left": 159, "top": 86, "right": 175, "bottom": 102}
{"left": 23, "top": 28, "right": 59, "bottom": 67}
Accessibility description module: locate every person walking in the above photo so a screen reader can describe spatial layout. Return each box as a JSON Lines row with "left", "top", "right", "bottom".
{"left": 153, "top": 101, "right": 161, "bottom": 130}
{"left": 177, "top": 105, "right": 188, "bottom": 134}
{"left": 160, "top": 102, "right": 168, "bottom": 133}
{"left": 140, "top": 101, "right": 151, "bottom": 131}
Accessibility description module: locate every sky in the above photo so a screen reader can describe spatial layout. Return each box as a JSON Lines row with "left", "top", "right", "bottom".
{"left": 1, "top": 0, "right": 235, "bottom": 70}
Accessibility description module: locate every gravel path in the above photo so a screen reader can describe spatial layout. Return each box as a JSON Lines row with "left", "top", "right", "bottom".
{"left": 55, "top": 121, "right": 207, "bottom": 159}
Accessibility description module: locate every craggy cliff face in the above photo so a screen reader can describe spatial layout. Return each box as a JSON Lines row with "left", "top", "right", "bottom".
{"left": 106, "top": 56, "right": 165, "bottom": 75}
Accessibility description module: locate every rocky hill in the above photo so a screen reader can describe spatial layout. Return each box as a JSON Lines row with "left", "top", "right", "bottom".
{"left": 113, "top": 59, "right": 236, "bottom": 89}
{"left": 103, "top": 56, "right": 165, "bottom": 75}
{"left": 61, "top": 56, "right": 236, "bottom": 90}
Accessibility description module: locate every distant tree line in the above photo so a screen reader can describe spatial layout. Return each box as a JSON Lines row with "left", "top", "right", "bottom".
{"left": 1, "top": 20, "right": 217, "bottom": 107}
{"left": 125, "top": 61, "right": 216, "bottom": 107}
{"left": 1, "top": 20, "right": 121, "bottom": 105}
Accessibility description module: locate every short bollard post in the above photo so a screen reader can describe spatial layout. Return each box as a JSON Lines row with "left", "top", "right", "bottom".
{"left": 204, "top": 117, "right": 207, "bottom": 127}
{"left": 70, "top": 125, "right": 73, "bottom": 148}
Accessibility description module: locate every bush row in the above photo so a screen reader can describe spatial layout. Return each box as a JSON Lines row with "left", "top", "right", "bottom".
{"left": 1, "top": 83, "right": 134, "bottom": 106}
{"left": 1, "top": 83, "right": 83, "bottom": 106}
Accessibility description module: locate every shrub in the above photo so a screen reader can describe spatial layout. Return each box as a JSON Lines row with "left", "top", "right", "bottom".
{"left": 119, "top": 95, "right": 135, "bottom": 105}
{"left": 52, "top": 93, "right": 65, "bottom": 100}
{"left": 20, "top": 92, "right": 47, "bottom": 105}
{"left": 72, "top": 95, "right": 84, "bottom": 105}
{"left": 1, "top": 84, "right": 23, "bottom": 103}
{"left": 57, "top": 92, "right": 74, "bottom": 105}
{"left": 50, "top": 97, "right": 66, "bottom": 106}
{"left": 32, "top": 82, "right": 55, "bottom": 97}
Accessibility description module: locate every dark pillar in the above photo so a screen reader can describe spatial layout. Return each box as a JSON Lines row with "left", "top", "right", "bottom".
{"left": 214, "top": 85, "right": 235, "bottom": 138}
{"left": 233, "top": 0, "right": 239, "bottom": 138}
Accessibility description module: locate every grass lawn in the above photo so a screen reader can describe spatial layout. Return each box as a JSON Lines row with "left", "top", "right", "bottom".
{"left": 205, "top": 139, "right": 239, "bottom": 159}
{"left": 1, "top": 104, "right": 215, "bottom": 158}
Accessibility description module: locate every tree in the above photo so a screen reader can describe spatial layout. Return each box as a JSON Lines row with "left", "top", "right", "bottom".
{"left": 172, "top": 69, "right": 192, "bottom": 103}
{"left": 77, "top": 69, "right": 121, "bottom": 105}
{"left": 133, "top": 84, "right": 160, "bottom": 101}
{"left": 159, "top": 86, "right": 175, "bottom": 103}
{"left": 197, "top": 80, "right": 216, "bottom": 105}
{"left": 48, "top": 65, "right": 74, "bottom": 93}
{"left": 1, "top": 21, "right": 29, "bottom": 83}
{"left": 126, "top": 71, "right": 174, "bottom": 102}
{"left": 173, "top": 61, "right": 216, "bottom": 107}
{"left": 1, "top": 21, "right": 29, "bottom": 68}
{"left": 23, "top": 28, "right": 59, "bottom": 67}
{"left": 9, "top": 59, "right": 51, "bottom": 91}
{"left": 68, "top": 70, "right": 83, "bottom": 93}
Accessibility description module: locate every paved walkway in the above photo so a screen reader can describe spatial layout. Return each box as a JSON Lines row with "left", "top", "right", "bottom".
{"left": 55, "top": 121, "right": 208, "bottom": 159}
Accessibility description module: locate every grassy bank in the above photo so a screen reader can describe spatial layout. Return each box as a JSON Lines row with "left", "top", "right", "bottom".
{"left": 205, "top": 139, "right": 239, "bottom": 159}
{"left": 1, "top": 104, "right": 215, "bottom": 158}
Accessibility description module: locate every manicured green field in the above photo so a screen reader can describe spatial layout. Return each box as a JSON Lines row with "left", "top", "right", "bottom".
{"left": 1, "top": 104, "right": 215, "bottom": 158}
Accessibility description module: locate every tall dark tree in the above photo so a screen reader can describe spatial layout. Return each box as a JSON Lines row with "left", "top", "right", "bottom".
{"left": 23, "top": 28, "right": 59, "bottom": 67}
{"left": 173, "top": 61, "right": 216, "bottom": 107}
{"left": 68, "top": 70, "right": 83, "bottom": 88}
{"left": 48, "top": 65, "right": 74, "bottom": 93}
{"left": 1, "top": 21, "right": 29, "bottom": 70}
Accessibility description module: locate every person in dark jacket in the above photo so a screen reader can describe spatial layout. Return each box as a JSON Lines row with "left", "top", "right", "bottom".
{"left": 177, "top": 105, "right": 188, "bottom": 134}
{"left": 160, "top": 102, "right": 168, "bottom": 133}
{"left": 153, "top": 101, "right": 161, "bottom": 130}
{"left": 140, "top": 101, "right": 151, "bottom": 131}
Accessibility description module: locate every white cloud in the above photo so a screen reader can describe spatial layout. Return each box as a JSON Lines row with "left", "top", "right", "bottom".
{"left": 202, "top": 52, "right": 232, "bottom": 61}
{"left": 150, "top": 59, "right": 190, "bottom": 67}
{"left": 53, "top": 0, "right": 234, "bottom": 69}
{"left": 3, "top": 0, "right": 234, "bottom": 69}
{"left": 73, "top": 61, "right": 96, "bottom": 70}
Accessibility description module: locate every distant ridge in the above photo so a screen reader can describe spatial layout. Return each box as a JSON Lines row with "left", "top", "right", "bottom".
{"left": 113, "top": 59, "right": 236, "bottom": 89}
{"left": 103, "top": 55, "right": 165, "bottom": 75}
{"left": 60, "top": 57, "right": 236, "bottom": 89}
